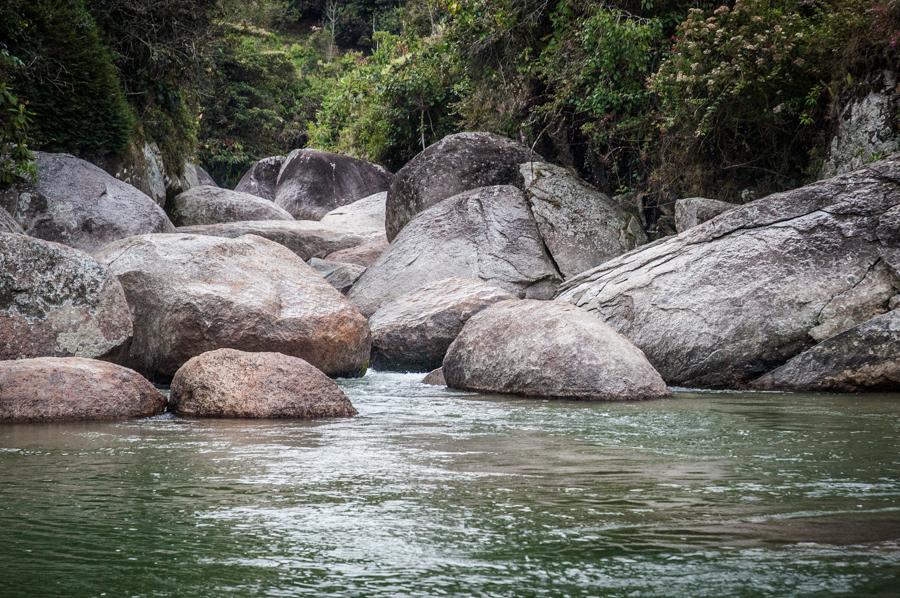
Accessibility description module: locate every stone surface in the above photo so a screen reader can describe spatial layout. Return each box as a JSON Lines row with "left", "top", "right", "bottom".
{"left": 308, "top": 258, "right": 366, "bottom": 294}
{"left": 520, "top": 162, "right": 647, "bottom": 277}
{"left": 96, "top": 233, "right": 371, "bottom": 382}
{"left": 170, "top": 349, "right": 357, "bottom": 419}
{"left": 0, "top": 207, "right": 22, "bottom": 234}
{"left": 369, "top": 277, "right": 515, "bottom": 371}
{"left": 422, "top": 368, "right": 445, "bottom": 386}
{"left": 96, "top": 141, "right": 167, "bottom": 206}
{"left": 275, "top": 149, "right": 391, "bottom": 220}
{"left": 386, "top": 132, "right": 542, "bottom": 240}
{"left": 325, "top": 240, "right": 390, "bottom": 267}
{"left": 674, "top": 197, "right": 737, "bottom": 233}
{"left": 0, "top": 357, "right": 165, "bottom": 422}
{"left": 235, "top": 155, "right": 285, "bottom": 200}
{"left": 443, "top": 300, "right": 669, "bottom": 401}
{"left": 169, "top": 185, "right": 293, "bottom": 226}
{"left": 320, "top": 192, "right": 386, "bottom": 235}
{"left": 0, "top": 233, "right": 132, "bottom": 360}
{"left": 165, "top": 161, "right": 217, "bottom": 201}
{"left": 349, "top": 185, "right": 562, "bottom": 317}
{"left": 0, "top": 152, "right": 175, "bottom": 253}
{"left": 557, "top": 156, "right": 900, "bottom": 388}
{"left": 751, "top": 310, "right": 899, "bottom": 392}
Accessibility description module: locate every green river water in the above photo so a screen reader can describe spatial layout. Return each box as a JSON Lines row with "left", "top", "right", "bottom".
{"left": 1, "top": 371, "right": 899, "bottom": 597}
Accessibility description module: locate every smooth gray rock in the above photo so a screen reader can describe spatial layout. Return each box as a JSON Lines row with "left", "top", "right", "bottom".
{"left": 422, "top": 368, "right": 445, "bottom": 386}
{"left": 0, "top": 152, "right": 175, "bottom": 253}
{"left": 751, "top": 310, "right": 899, "bottom": 392}
{"left": 275, "top": 149, "right": 391, "bottom": 220}
{"left": 0, "top": 233, "right": 132, "bottom": 360}
{"left": 349, "top": 185, "right": 562, "bottom": 317}
{"left": 674, "top": 197, "right": 737, "bottom": 233}
{"left": 308, "top": 258, "right": 366, "bottom": 294}
{"left": 443, "top": 300, "right": 669, "bottom": 401}
{"left": 320, "top": 191, "right": 386, "bottom": 235}
{"left": 235, "top": 155, "right": 285, "bottom": 200}
{"left": 557, "top": 155, "right": 900, "bottom": 388}
{"left": 386, "top": 132, "right": 542, "bottom": 240}
{"left": 520, "top": 162, "right": 647, "bottom": 277}
{"left": 169, "top": 186, "right": 293, "bottom": 227}
{"left": 96, "top": 233, "right": 371, "bottom": 382}
{"left": 0, "top": 206, "right": 22, "bottom": 233}
{"left": 369, "top": 277, "right": 515, "bottom": 371}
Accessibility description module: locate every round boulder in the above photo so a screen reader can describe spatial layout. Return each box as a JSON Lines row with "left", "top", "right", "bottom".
{"left": 168, "top": 185, "right": 293, "bottom": 226}
{"left": 234, "top": 155, "right": 285, "bottom": 200}
{"left": 170, "top": 349, "right": 357, "bottom": 419}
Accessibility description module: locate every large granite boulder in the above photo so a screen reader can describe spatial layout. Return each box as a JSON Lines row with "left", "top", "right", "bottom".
{"left": 177, "top": 220, "right": 378, "bottom": 261}
{"left": 369, "top": 277, "right": 515, "bottom": 371}
{"left": 386, "top": 132, "right": 542, "bottom": 240}
{"left": 0, "top": 207, "right": 22, "bottom": 233}
{"left": 349, "top": 185, "right": 562, "bottom": 317}
{"left": 0, "top": 233, "right": 132, "bottom": 360}
{"left": 443, "top": 300, "right": 669, "bottom": 401}
{"left": 519, "top": 162, "right": 647, "bottom": 277}
{"left": 170, "top": 349, "right": 357, "bottom": 419}
{"left": 234, "top": 155, "right": 285, "bottom": 200}
{"left": 557, "top": 156, "right": 900, "bottom": 388}
{"left": 0, "top": 357, "right": 165, "bottom": 422}
{"left": 325, "top": 240, "right": 389, "bottom": 267}
{"left": 168, "top": 186, "right": 293, "bottom": 227}
{"left": 320, "top": 191, "right": 386, "bottom": 235}
{"left": 0, "top": 152, "right": 174, "bottom": 253}
{"left": 96, "top": 233, "right": 371, "bottom": 382}
{"left": 751, "top": 310, "right": 899, "bottom": 392}
{"left": 274, "top": 149, "right": 391, "bottom": 220}
{"left": 308, "top": 258, "right": 366, "bottom": 295}
{"left": 674, "top": 197, "right": 737, "bottom": 233}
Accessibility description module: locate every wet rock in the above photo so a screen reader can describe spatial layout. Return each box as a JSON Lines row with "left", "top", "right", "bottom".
{"left": 443, "top": 300, "right": 669, "bottom": 401}
{"left": 0, "top": 357, "right": 165, "bottom": 422}
{"left": 170, "top": 349, "right": 357, "bottom": 419}
{"left": 520, "top": 162, "right": 647, "bottom": 277}
{"left": 0, "top": 233, "right": 132, "bottom": 360}
{"left": 325, "top": 240, "right": 390, "bottom": 267}
{"left": 308, "top": 258, "right": 366, "bottom": 294}
{"left": 370, "top": 277, "right": 515, "bottom": 371}
{"left": 422, "top": 368, "right": 445, "bottom": 386}
{"left": 0, "top": 152, "right": 174, "bottom": 253}
{"left": 96, "top": 233, "right": 371, "bottom": 382}
{"left": 234, "top": 155, "right": 285, "bottom": 200}
{"left": 557, "top": 156, "right": 900, "bottom": 388}
{"left": 275, "top": 149, "right": 391, "bottom": 220}
{"left": 674, "top": 197, "right": 737, "bottom": 233}
{"left": 349, "top": 185, "right": 562, "bottom": 317}
{"left": 320, "top": 191, "right": 386, "bottom": 235}
{"left": 386, "top": 132, "right": 542, "bottom": 240}
{"left": 168, "top": 186, "right": 293, "bottom": 227}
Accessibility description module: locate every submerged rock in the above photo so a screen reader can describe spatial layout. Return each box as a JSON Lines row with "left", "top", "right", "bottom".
{"left": 386, "top": 132, "right": 542, "bottom": 240}
{"left": 308, "top": 258, "right": 366, "bottom": 294}
{"left": 443, "top": 300, "right": 669, "bottom": 401}
{"left": 234, "top": 155, "right": 285, "bottom": 201}
{"left": 96, "top": 233, "right": 371, "bottom": 382}
{"left": 0, "top": 357, "right": 165, "bottom": 422}
{"left": 349, "top": 185, "right": 562, "bottom": 317}
{"left": 168, "top": 186, "right": 293, "bottom": 226}
{"left": 170, "top": 349, "right": 357, "bottom": 419}
{"left": 422, "top": 368, "right": 445, "bottom": 386}
{"left": 369, "top": 277, "right": 515, "bottom": 371}
{"left": 0, "top": 233, "right": 132, "bottom": 360}
{"left": 674, "top": 197, "right": 737, "bottom": 233}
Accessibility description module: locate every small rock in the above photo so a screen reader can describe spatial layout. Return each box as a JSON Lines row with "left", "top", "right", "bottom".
{"left": 422, "top": 368, "right": 445, "bottom": 386}
{"left": 308, "top": 258, "right": 366, "bottom": 294}
{"left": 168, "top": 186, "right": 293, "bottom": 226}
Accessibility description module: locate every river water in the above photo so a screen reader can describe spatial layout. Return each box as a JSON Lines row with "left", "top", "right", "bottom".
{"left": 1, "top": 371, "right": 898, "bottom": 596}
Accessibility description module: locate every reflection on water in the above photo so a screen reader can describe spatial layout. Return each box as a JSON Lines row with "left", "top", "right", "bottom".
{"left": 0, "top": 372, "right": 898, "bottom": 596}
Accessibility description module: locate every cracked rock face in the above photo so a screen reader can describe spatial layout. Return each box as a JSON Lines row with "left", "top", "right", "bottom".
{"left": 443, "top": 300, "right": 670, "bottom": 401}
{"left": 96, "top": 233, "right": 371, "bottom": 382}
{"left": 349, "top": 185, "right": 562, "bottom": 317}
{"left": 235, "top": 156, "right": 285, "bottom": 201}
{"left": 557, "top": 155, "right": 900, "bottom": 388}
{"left": 386, "top": 132, "right": 543, "bottom": 241}
{"left": 0, "top": 233, "right": 132, "bottom": 360}
{"left": 169, "top": 185, "right": 293, "bottom": 226}
{"left": 170, "top": 349, "right": 357, "bottom": 419}
{"left": 0, "top": 152, "right": 175, "bottom": 253}
{"left": 674, "top": 197, "right": 737, "bottom": 233}
{"left": 0, "top": 357, "right": 165, "bottom": 422}
{"left": 275, "top": 149, "right": 391, "bottom": 220}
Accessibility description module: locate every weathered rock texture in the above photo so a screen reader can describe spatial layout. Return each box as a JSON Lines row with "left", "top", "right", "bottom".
{"left": 386, "top": 132, "right": 542, "bottom": 240}
{"left": 0, "top": 152, "right": 175, "bottom": 253}
{"left": 0, "top": 357, "right": 165, "bottom": 422}
{"left": 168, "top": 186, "right": 293, "bottom": 226}
{"left": 170, "top": 349, "right": 357, "bottom": 419}
{"left": 349, "top": 185, "right": 562, "bottom": 317}
{"left": 275, "top": 149, "right": 391, "bottom": 220}
{"left": 96, "top": 141, "right": 167, "bottom": 206}
{"left": 325, "top": 240, "right": 390, "bottom": 267}
{"left": 96, "top": 233, "right": 371, "bottom": 382}
{"left": 422, "top": 368, "right": 445, "bottom": 386}
{"left": 558, "top": 156, "right": 900, "bottom": 388}
{"left": 308, "top": 258, "right": 366, "bottom": 294}
{"left": 0, "top": 207, "right": 22, "bottom": 234}
{"left": 0, "top": 233, "right": 132, "bottom": 360}
{"left": 443, "top": 300, "right": 669, "bottom": 401}
{"left": 235, "top": 155, "right": 285, "bottom": 200}
{"left": 519, "top": 162, "right": 647, "bottom": 277}
{"left": 320, "top": 191, "right": 387, "bottom": 235}
{"left": 752, "top": 310, "right": 899, "bottom": 392}
{"left": 369, "top": 277, "right": 515, "bottom": 371}
{"left": 674, "top": 197, "right": 737, "bottom": 233}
